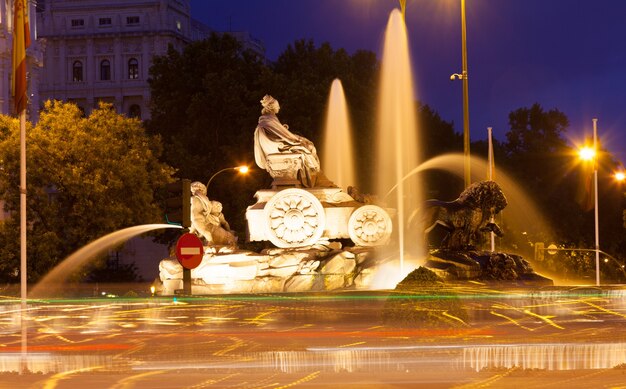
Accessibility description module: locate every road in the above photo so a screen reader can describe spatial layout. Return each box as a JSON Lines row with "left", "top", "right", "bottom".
{"left": 1, "top": 286, "right": 626, "bottom": 388}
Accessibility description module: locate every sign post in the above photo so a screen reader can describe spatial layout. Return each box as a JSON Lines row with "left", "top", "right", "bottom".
{"left": 175, "top": 233, "right": 204, "bottom": 295}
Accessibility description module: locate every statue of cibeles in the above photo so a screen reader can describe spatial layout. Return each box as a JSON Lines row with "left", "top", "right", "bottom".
{"left": 189, "top": 181, "right": 237, "bottom": 246}
{"left": 254, "top": 95, "right": 334, "bottom": 188}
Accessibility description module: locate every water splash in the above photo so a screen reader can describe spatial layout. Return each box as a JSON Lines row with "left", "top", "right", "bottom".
{"left": 322, "top": 79, "right": 355, "bottom": 190}
{"left": 376, "top": 9, "right": 422, "bottom": 273}
{"left": 30, "top": 224, "right": 182, "bottom": 298}
{"left": 386, "top": 153, "right": 555, "bottom": 252}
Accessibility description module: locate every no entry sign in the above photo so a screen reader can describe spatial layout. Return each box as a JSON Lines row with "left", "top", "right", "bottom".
{"left": 175, "top": 233, "right": 204, "bottom": 269}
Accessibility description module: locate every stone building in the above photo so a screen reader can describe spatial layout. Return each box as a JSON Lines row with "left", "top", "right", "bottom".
{"left": 36, "top": 0, "right": 194, "bottom": 120}
{"left": 35, "top": 0, "right": 265, "bottom": 120}
{"left": 0, "top": 0, "right": 265, "bottom": 120}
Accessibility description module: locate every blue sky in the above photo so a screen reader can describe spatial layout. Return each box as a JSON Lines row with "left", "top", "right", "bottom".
{"left": 190, "top": 0, "right": 626, "bottom": 163}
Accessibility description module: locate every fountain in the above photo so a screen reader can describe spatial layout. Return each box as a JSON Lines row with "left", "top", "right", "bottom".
{"left": 153, "top": 8, "right": 550, "bottom": 295}
{"left": 322, "top": 79, "right": 355, "bottom": 191}
{"left": 375, "top": 9, "right": 423, "bottom": 276}
{"left": 30, "top": 224, "right": 182, "bottom": 298}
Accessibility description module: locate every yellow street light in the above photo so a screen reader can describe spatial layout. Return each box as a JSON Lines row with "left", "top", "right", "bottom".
{"left": 206, "top": 165, "right": 250, "bottom": 195}
{"left": 578, "top": 146, "right": 595, "bottom": 161}
{"left": 615, "top": 171, "right": 625, "bottom": 182}
{"left": 578, "top": 119, "right": 600, "bottom": 286}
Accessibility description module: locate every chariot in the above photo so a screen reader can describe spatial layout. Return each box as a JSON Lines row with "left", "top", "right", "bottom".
{"left": 246, "top": 154, "right": 393, "bottom": 248}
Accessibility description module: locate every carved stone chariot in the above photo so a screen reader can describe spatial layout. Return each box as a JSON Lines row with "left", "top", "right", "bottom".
{"left": 246, "top": 153, "right": 393, "bottom": 249}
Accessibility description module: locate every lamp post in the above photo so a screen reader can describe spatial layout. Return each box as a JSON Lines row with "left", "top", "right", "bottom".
{"left": 449, "top": 0, "right": 471, "bottom": 188}
{"left": 579, "top": 118, "right": 600, "bottom": 285}
{"left": 206, "top": 166, "right": 249, "bottom": 195}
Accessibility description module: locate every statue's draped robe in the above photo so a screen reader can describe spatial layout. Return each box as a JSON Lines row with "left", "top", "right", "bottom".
{"left": 254, "top": 113, "right": 322, "bottom": 188}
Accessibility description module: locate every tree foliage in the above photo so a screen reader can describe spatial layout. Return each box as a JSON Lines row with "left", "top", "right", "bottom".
{"left": 0, "top": 101, "right": 173, "bottom": 282}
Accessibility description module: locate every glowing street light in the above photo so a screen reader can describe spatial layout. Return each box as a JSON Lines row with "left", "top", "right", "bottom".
{"left": 615, "top": 171, "right": 625, "bottom": 182}
{"left": 206, "top": 166, "right": 249, "bottom": 195}
{"left": 578, "top": 118, "right": 600, "bottom": 286}
{"left": 578, "top": 146, "right": 595, "bottom": 161}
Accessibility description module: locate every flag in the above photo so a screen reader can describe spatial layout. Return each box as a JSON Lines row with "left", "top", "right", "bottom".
{"left": 12, "top": 0, "right": 31, "bottom": 114}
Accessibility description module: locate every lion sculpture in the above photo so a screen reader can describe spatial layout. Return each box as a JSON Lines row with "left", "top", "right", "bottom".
{"left": 422, "top": 180, "right": 508, "bottom": 250}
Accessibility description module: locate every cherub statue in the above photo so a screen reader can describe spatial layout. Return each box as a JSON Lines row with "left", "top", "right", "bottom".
{"left": 189, "top": 181, "right": 236, "bottom": 246}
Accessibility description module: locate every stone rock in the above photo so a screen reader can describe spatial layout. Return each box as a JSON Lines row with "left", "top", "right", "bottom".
{"left": 321, "top": 252, "right": 355, "bottom": 274}
{"left": 425, "top": 249, "right": 552, "bottom": 285}
{"left": 269, "top": 252, "right": 309, "bottom": 268}
{"left": 161, "top": 279, "right": 182, "bottom": 295}
{"left": 299, "top": 260, "right": 320, "bottom": 274}
{"left": 251, "top": 276, "right": 285, "bottom": 293}
{"left": 284, "top": 274, "right": 316, "bottom": 292}
{"left": 267, "top": 264, "right": 300, "bottom": 278}
{"left": 159, "top": 258, "right": 182, "bottom": 280}
{"left": 353, "top": 269, "right": 375, "bottom": 289}
{"left": 157, "top": 245, "right": 382, "bottom": 295}
{"left": 323, "top": 274, "right": 346, "bottom": 290}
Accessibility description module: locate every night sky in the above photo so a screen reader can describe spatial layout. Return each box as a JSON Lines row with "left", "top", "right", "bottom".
{"left": 190, "top": 0, "right": 626, "bottom": 163}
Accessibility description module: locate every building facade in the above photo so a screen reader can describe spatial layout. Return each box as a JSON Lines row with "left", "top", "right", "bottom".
{"left": 36, "top": 0, "right": 194, "bottom": 120}
{"left": 0, "top": 0, "right": 265, "bottom": 121}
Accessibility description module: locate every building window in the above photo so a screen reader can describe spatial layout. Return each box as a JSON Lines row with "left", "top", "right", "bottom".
{"left": 128, "top": 58, "right": 139, "bottom": 79}
{"left": 72, "top": 61, "right": 83, "bottom": 82}
{"left": 71, "top": 19, "right": 84, "bottom": 28}
{"left": 126, "top": 16, "right": 140, "bottom": 25}
{"left": 100, "top": 59, "right": 111, "bottom": 81}
{"left": 129, "top": 104, "right": 141, "bottom": 119}
{"left": 176, "top": 20, "right": 182, "bottom": 31}
{"left": 99, "top": 17, "right": 112, "bottom": 26}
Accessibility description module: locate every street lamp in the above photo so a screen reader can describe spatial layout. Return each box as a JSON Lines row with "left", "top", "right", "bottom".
{"left": 449, "top": 0, "right": 471, "bottom": 188}
{"left": 206, "top": 166, "right": 249, "bottom": 195}
{"left": 578, "top": 118, "right": 600, "bottom": 286}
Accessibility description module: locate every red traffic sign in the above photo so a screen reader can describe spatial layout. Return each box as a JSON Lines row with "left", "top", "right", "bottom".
{"left": 175, "top": 233, "right": 204, "bottom": 269}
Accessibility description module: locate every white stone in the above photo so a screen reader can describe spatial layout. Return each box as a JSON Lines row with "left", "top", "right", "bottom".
{"left": 267, "top": 264, "right": 300, "bottom": 278}
{"left": 269, "top": 252, "right": 309, "bottom": 268}
{"left": 251, "top": 277, "right": 285, "bottom": 293}
{"left": 284, "top": 275, "right": 316, "bottom": 292}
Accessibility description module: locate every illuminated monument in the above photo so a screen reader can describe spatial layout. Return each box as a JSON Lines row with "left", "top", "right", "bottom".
{"left": 155, "top": 9, "right": 550, "bottom": 295}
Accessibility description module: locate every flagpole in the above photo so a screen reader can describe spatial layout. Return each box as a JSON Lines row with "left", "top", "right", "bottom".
{"left": 13, "top": 0, "right": 31, "bottom": 374}
{"left": 20, "top": 108, "right": 27, "bottom": 374}
{"left": 487, "top": 127, "right": 495, "bottom": 252}
{"left": 593, "top": 118, "right": 600, "bottom": 286}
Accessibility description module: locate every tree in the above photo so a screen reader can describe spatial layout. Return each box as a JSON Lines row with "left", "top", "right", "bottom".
{"left": 0, "top": 101, "right": 174, "bottom": 282}
{"left": 499, "top": 104, "right": 577, "bottom": 240}
{"left": 271, "top": 40, "right": 379, "bottom": 189}
{"left": 147, "top": 33, "right": 272, "bottom": 235}
{"left": 147, "top": 33, "right": 270, "bottom": 181}
{"left": 417, "top": 103, "right": 464, "bottom": 200}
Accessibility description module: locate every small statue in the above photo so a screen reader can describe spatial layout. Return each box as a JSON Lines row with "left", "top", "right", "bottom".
{"left": 207, "top": 200, "right": 237, "bottom": 246}
{"left": 254, "top": 95, "right": 334, "bottom": 188}
{"left": 421, "top": 180, "right": 507, "bottom": 250}
{"left": 189, "top": 181, "right": 237, "bottom": 246}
